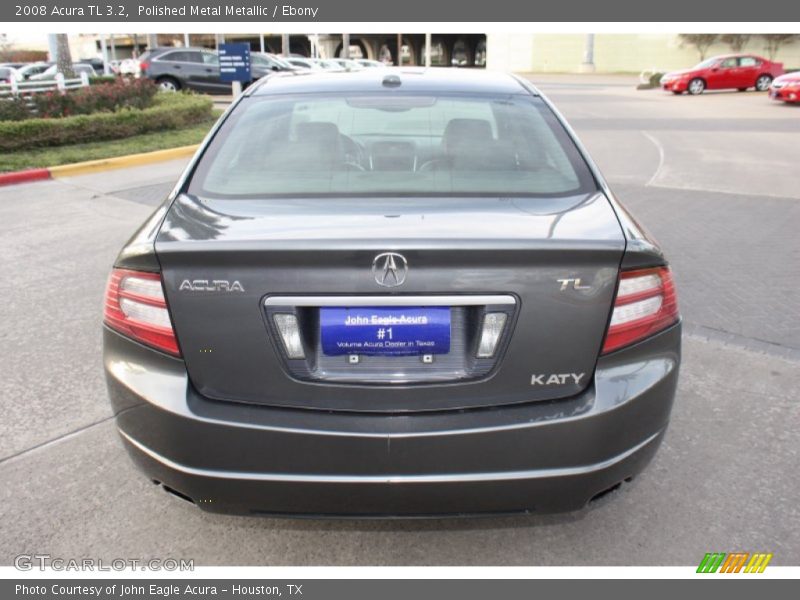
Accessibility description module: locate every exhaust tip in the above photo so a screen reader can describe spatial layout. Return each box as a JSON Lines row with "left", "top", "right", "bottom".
{"left": 589, "top": 481, "right": 623, "bottom": 504}
{"left": 160, "top": 483, "right": 195, "bottom": 504}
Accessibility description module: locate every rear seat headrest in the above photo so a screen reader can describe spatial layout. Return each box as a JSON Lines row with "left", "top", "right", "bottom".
{"left": 443, "top": 118, "right": 494, "bottom": 153}
{"left": 295, "top": 121, "right": 341, "bottom": 146}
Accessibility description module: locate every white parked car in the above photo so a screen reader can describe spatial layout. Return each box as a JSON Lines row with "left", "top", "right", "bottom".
{"left": 14, "top": 62, "right": 52, "bottom": 81}
{"left": 29, "top": 63, "right": 95, "bottom": 81}
{"left": 118, "top": 58, "right": 141, "bottom": 76}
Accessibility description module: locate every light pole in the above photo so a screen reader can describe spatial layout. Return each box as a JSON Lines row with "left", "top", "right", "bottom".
{"left": 100, "top": 33, "right": 110, "bottom": 74}
{"left": 425, "top": 33, "right": 432, "bottom": 67}
{"left": 580, "top": 33, "right": 596, "bottom": 73}
{"left": 397, "top": 33, "right": 402, "bottom": 66}
{"left": 342, "top": 33, "right": 350, "bottom": 59}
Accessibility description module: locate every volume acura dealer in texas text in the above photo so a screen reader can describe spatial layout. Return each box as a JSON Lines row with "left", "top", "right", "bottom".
{"left": 138, "top": 4, "right": 319, "bottom": 17}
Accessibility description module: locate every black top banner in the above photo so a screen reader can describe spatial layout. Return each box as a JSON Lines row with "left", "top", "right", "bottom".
{"left": 3, "top": 0, "right": 800, "bottom": 22}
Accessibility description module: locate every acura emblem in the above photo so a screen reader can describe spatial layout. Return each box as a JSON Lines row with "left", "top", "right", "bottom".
{"left": 372, "top": 252, "right": 408, "bottom": 287}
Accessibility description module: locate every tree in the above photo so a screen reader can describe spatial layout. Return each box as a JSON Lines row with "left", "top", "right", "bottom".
{"left": 53, "top": 33, "right": 75, "bottom": 78}
{"left": 678, "top": 34, "right": 719, "bottom": 61}
{"left": 720, "top": 34, "right": 751, "bottom": 52}
{"left": 760, "top": 34, "right": 800, "bottom": 60}
{"left": 0, "top": 33, "right": 10, "bottom": 59}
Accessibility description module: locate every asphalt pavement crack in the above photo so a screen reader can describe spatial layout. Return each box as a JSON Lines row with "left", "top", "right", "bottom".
{"left": 683, "top": 322, "right": 800, "bottom": 361}
{"left": 0, "top": 415, "right": 115, "bottom": 466}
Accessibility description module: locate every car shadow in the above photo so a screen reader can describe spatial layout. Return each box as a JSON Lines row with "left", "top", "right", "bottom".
{"left": 665, "top": 90, "right": 771, "bottom": 96}
{"left": 216, "top": 480, "right": 634, "bottom": 533}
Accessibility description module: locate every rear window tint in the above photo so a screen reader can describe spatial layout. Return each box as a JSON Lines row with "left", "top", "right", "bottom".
{"left": 188, "top": 93, "right": 596, "bottom": 198}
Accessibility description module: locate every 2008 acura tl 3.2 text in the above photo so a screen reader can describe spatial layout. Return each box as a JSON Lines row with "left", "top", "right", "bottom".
{"left": 103, "top": 68, "right": 681, "bottom": 517}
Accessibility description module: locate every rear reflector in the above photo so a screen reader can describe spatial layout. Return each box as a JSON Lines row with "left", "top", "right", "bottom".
{"left": 476, "top": 312, "right": 508, "bottom": 358}
{"left": 602, "top": 266, "right": 679, "bottom": 354}
{"left": 273, "top": 313, "right": 305, "bottom": 359}
{"left": 104, "top": 268, "right": 181, "bottom": 356}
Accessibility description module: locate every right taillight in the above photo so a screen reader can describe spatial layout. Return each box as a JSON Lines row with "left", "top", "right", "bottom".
{"left": 602, "top": 266, "right": 679, "bottom": 354}
{"left": 103, "top": 268, "right": 181, "bottom": 356}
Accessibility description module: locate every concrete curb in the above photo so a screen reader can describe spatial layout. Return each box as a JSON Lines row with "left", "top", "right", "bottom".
{"left": 0, "top": 144, "right": 199, "bottom": 187}
{"left": 0, "top": 168, "right": 52, "bottom": 186}
{"left": 48, "top": 144, "right": 199, "bottom": 178}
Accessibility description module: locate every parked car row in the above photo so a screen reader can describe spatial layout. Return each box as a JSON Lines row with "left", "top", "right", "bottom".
{"left": 660, "top": 53, "right": 798, "bottom": 103}
{"left": 283, "top": 56, "right": 386, "bottom": 70}
{"left": 2, "top": 49, "right": 386, "bottom": 94}
{"left": 137, "top": 47, "right": 388, "bottom": 93}
{"left": 1, "top": 60, "right": 98, "bottom": 83}
{"left": 137, "top": 47, "right": 304, "bottom": 93}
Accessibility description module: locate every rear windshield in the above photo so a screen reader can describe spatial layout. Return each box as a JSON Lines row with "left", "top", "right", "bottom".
{"left": 188, "top": 93, "right": 596, "bottom": 198}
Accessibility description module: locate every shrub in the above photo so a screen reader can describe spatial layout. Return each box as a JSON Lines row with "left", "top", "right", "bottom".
{"left": 0, "top": 96, "right": 32, "bottom": 121}
{"left": 30, "top": 78, "right": 158, "bottom": 119}
{"left": 30, "top": 90, "right": 76, "bottom": 119}
{"left": 649, "top": 72, "right": 666, "bottom": 87}
{"left": 636, "top": 72, "right": 666, "bottom": 90}
{"left": 89, "top": 75, "right": 118, "bottom": 86}
{"left": 0, "top": 93, "right": 213, "bottom": 151}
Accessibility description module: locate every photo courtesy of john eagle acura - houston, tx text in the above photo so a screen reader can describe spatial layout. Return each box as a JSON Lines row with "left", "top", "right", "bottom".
{"left": 103, "top": 67, "right": 681, "bottom": 517}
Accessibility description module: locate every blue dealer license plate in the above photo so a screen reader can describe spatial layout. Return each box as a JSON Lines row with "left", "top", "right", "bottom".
{"left": 320, "top": 307, "right": 451, "bottom": 356}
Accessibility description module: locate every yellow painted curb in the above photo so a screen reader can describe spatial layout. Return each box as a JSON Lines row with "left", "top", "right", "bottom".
{"left": 48, "top": 144, "right": 200, "bottom": 178}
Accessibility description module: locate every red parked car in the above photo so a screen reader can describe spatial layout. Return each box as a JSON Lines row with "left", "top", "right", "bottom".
{"left": 661, "top": 54, "right": 784, "bottom": 95}
{"left": 769, "top": 72, "right": 800, "bottom": 103}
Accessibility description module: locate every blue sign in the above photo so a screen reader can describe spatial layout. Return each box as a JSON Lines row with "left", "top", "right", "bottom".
{"left": 320, "top": 307, "right": 451, "bottom": 356}
{"left": 218, "top": 43, "right": 251, "bottom": 82}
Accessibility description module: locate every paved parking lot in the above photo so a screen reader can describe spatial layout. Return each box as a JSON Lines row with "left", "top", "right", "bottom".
{"left": 1, "top": 76, "right": 798, "bottom": 566}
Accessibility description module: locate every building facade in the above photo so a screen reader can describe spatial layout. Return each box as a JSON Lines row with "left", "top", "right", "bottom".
{"left": 487, "top": 34, "right": 800, "bottom": 73}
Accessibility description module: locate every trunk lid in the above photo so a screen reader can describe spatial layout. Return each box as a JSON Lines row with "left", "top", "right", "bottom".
{"left": 156, "top": 192, "right": 625, "bottom": 412}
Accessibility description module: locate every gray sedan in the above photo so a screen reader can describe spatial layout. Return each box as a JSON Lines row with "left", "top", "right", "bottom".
{"left": 103, "top": 68, "right": 681, "bottom": 517}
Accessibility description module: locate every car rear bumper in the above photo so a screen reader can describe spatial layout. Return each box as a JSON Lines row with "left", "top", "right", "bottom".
{"left": 104, "top": 322, "right": 681, "bottom": 517}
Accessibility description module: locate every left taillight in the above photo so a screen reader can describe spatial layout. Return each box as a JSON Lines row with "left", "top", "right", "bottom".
{"left": 103, "top": 268, "right": 181, "bottom": 356}
{"left": 601, "top": 266, "right": 679, "bottom": 354}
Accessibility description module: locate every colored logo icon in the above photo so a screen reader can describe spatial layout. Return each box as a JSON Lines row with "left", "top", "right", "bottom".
{"left": 697, "top": 552, "right": 773, "bottom": 573}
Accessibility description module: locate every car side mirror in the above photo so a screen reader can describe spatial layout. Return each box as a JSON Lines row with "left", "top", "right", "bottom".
{"left": 271, "top": 65, "right": 280, "bottom": 71}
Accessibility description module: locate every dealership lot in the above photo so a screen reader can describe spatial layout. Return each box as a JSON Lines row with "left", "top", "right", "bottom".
{"left": 1, "top": 76, "right": 798, "bottom": 565}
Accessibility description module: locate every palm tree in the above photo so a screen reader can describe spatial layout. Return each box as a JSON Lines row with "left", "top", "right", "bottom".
{"left": 53, "top": 34, "right": 75, "bottom": 78}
